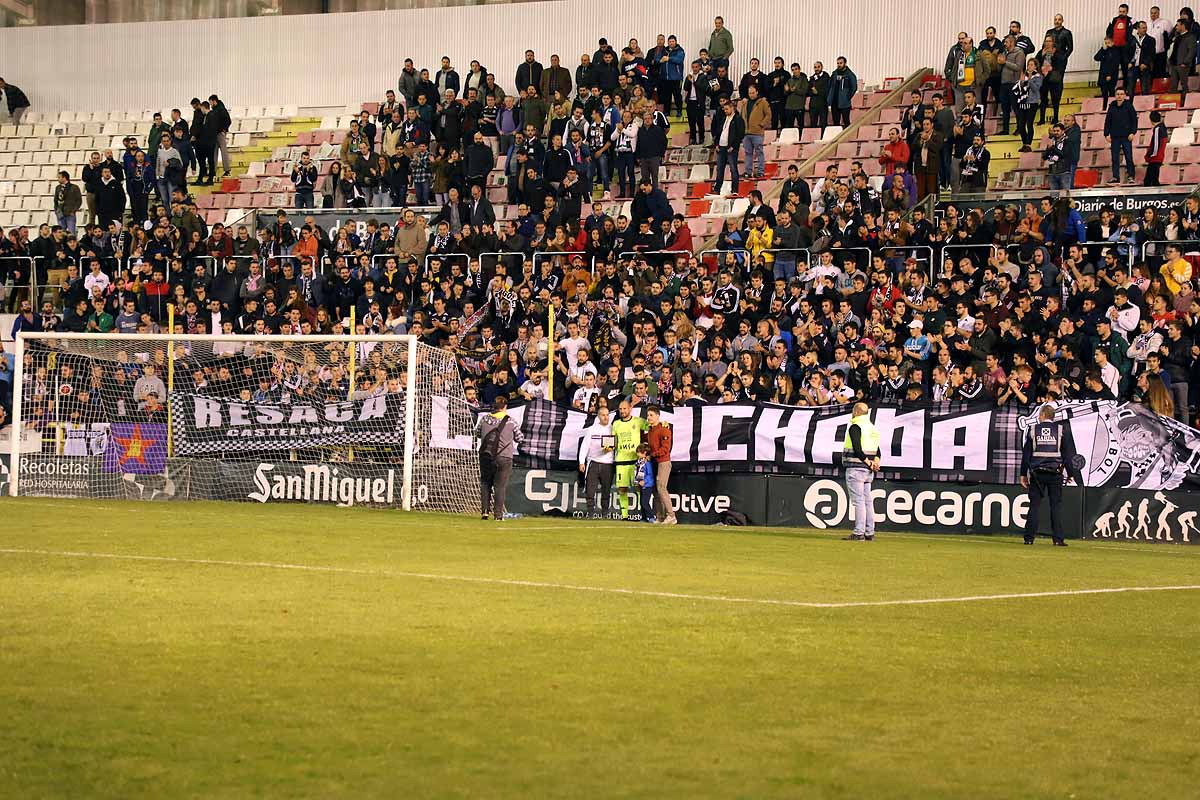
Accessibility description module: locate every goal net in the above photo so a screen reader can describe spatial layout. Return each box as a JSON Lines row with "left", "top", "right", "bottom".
{"left": 8, "top": 333, "right": 480, "bottom": 514}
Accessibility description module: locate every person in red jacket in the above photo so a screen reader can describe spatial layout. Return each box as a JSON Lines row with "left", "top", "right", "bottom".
{"left": 1144, "top": 110, "right": 1168, "bottom": 186}
{"left": 667, "top": 213, "right": 694, "bottom": 255}
{"left": 646, "top": 404, "right": 676, "bottom": 525}
{"left": 877, "top": 127, "right": 911, "bottom": 176}
{"left": 1107, "top": 4, "right": 1134, "bottom": 87}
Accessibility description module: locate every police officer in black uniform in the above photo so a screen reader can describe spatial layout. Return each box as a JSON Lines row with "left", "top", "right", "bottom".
{"left": 1019, "top": 404, "right": 1084, "bottom": 546}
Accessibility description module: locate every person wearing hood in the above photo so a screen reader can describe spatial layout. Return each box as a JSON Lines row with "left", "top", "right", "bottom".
{"left": 827, "top": 57, "right": 858, "bottom": 127}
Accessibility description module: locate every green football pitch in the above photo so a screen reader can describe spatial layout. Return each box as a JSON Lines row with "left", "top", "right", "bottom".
{"left": 1, "top": 498, "right": 1197, "bottom": 799}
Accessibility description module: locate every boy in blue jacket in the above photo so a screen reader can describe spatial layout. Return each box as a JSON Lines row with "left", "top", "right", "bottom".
{"left": 634, "top": 443, "right": 656, "bottom": 523}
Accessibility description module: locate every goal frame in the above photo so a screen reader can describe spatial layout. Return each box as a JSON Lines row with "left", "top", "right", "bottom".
{"left": 9, "top": 332, "right": 424, "bottom": 509}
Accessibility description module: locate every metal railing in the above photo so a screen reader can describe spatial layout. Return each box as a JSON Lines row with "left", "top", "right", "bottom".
{"left": 532, "top": 251, "right": 588, "bottom": 275}
{"left": 619, "top": 249, "right": 692, "bottom": 263}
{"left": 817, "top": 246, "right": 872, "bottom": 269}
{"left": 370, "top": 253, "right": 401, "bottom": 277}
{"left": 0, "top": 256, "right": 35, "bottom": 311}
{"left": 424, "top": 253, "right": 470, "bottom": 277}
{"left": 1139, "top": 238, "right": 1200, "bottom": 271}
{"left": 479, "top": 250, "right": 526, "bottom": 274}
{"left": 881, "top": 244, "right": 936, "bottom": 270}
{"left": 940, "top": 243, "right": 999, "bottom": 271}
{"left": 699, "top": 247, "right": 813, "bottom": 277}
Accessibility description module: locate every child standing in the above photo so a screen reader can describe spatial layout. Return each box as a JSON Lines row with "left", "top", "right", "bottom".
{"left": 634, "top": 444, "right": 656, "bottom": 523}
{"left": 1095, "top": 37, "right": 1123, "bottom": 109}
{"left": 1145, "top": 110, "right": 1168, "bottom": 187}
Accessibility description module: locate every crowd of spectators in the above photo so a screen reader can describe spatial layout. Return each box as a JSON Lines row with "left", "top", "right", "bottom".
{"left": 3, "top": 8, "right": 1200, "bottom": 434}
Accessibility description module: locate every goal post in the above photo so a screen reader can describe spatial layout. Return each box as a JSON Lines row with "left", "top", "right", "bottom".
{"left": 9, "top": 332, "right": 481, "bottom": 514}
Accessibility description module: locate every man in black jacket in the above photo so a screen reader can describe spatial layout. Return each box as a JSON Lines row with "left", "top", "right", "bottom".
{"left": 463, "top": 131, "right": 495, "bottom": 189}
{"left": 515, "top": 51, "right": 544, "bottom": 96}
{"left": 738, "top": 58, "right": 770, "bottom": 102}
{"left": 95, "top": 166, "right": 126, "bottom": 228}
{"left": 1128, "top": 20, "right": 1156, "bottom": 97}
{"left": 1160, "top": 320, "right": 1192, "bottom": 423}
{"left": 1102, "top": 86, "right": 1138, "bottom": 184}
{"left": 542, "top": 134, "right": 573, "bottom": 190}
{"left": 766, "top": 56, "right": 790, "bottom": 130}
{"left": 683, "top": 61, "right": 707, "bottom": 144}
{"left": 710, "top": 95, "right": 745, "bottom": 196}
{"left": 467, "top": 183, "right": 495, "bottom": 228}
{"left": 807, "top": 62, "right": 831, "bottom": 131}
{"left": 81, "top": 151, "right": 104, "bottom": 228}
{"left": 434, "top": 91, "right": 464, "bottom": 157}
{"left": 0, "top": 77, "right": 30, "bottom": 124}
{"left": 192, "top": 100, "right": 216, "bottom": 185}
{"left": 704, "top": 64, "right": 735, "bottom": 106}
{"left": 636, "top": 111, "right": 668, "bottom": 188}
{"left": 208, "top": 94, "right": 232, "bottom": 177}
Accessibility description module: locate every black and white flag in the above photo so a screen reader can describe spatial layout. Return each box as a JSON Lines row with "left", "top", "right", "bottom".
{"left": 169, "top": 392, "right": 406, "bottom": 455}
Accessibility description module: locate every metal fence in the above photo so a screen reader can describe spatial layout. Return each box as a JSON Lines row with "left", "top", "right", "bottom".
{"left": 0, "top": 256, "right": 35, "bottom": 311}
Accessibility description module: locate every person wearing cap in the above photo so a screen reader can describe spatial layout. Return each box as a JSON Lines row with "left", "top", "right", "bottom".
{"left": 903, "top": 319, "right": 931, "bottom": 364}
{"left": 1019, "top": 404, "right": 1084, "bottom": 545}
{"left": 842, "top": 401, "right": 880, "bottom": 541}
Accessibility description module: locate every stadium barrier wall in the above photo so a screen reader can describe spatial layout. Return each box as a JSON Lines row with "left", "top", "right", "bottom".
{"left": 504, "top": 467, "right": 1199, "bottom": 545}
{"left": 2, "top": 451, "right": 1193, "bottom": 544}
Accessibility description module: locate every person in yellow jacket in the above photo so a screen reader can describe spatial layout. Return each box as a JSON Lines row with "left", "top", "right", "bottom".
{"left": 746, "top": 215, "right": 775, "bottom": 266}
{"left": 842, "top": 402, "right": 881, "bottom": 541}
{"left": 740, "top": 84, "right": 772, "bottom": 179}
{"left": 1159, "top": 243, "right": 1192, "bottom": 296}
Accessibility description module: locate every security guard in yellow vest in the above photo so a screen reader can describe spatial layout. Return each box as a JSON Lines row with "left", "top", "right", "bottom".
{"left": 1020, "top": 404, "right": 1084, "bottom": 546}
{"left": 842, "top": 402, "right": 881, "bottom": 541}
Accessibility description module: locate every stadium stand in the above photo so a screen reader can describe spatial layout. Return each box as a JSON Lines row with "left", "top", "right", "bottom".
{"left": 2, "top": 7, "right": 1200, "bottom": 432}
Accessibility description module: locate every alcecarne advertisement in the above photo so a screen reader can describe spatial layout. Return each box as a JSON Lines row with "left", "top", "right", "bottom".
{"left": 503, "top": 468, "right": 1090, "bottom": 537}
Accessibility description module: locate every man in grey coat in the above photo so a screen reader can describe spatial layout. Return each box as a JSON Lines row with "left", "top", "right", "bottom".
{"left": 477, "top": 394, "right": 523, "bottom": 520}
{"left": 1169, "top": 19, "right": 1197, "bottom": 103}
{"left": 998, "top": 35, "right": 1026, "bottom": 135}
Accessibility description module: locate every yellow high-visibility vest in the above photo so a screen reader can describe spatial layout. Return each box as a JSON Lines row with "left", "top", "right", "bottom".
{"left": 843, "top": 414, "right": 880, "bottom": 463}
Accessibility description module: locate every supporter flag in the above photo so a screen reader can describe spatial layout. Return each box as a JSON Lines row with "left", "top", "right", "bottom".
{"left": 103, "top": 423, "right": 168, "bottom": 475}
{"left": 460, "top": 305, "right": 488, "bottom": 337}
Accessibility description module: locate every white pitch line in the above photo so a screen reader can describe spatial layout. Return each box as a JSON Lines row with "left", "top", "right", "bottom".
{"left": 2, "top": 548, "right": 1199, "bottom": 609}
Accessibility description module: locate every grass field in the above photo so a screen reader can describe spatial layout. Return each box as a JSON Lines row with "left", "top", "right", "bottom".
{"left": 1, "top": 498, "right": 1198, "bottom": 799}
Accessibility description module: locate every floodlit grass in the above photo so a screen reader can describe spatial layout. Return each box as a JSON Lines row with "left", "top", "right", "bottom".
{"left": 0, "top": 497, "right": 1197, "bottom": 799}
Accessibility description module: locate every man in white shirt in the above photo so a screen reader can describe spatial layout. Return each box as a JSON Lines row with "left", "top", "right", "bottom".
{"left": 83, "top": 259, "right": 110, "bottom": 296}
{"left": 207, "top": 299, "right": 225, "bottom": 338}
{"left": 566, "top": 346, "right": 599, "bottom": 390}
{"left": 558, "top": 320, "right": 591, "bottom": 372}
{"left": 578, "top": 405, "right": 615, "bottom": 517}
{"left": 1095, "top": 348, "right": 1121, "bottom": 398}
{"left": 829, "top": 370, "right": 855, "bottom": 404}
{"left": 807, "top": 250, "right": 842, "bottom": 287}
{"left": 1147, "top": 6, "right": 1173, "bottom": 80}
{"left": 518, "top": 370, "right": 549, "bottom": 401}
{"left": 1106, "top": 287, "right": 1141, "bottom": 338}
{"left": 572, "top": 372, "right": 600, "bottom": 411}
